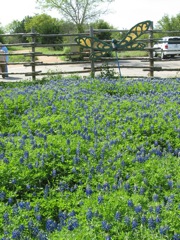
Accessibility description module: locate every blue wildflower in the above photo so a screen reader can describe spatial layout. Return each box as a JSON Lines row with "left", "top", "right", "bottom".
{"left": 85, "top": 185, "right": 93, "bottom": 196}
{"left": 67, "top": 218, "right": 79, "bottom": 231}
{"left": 46, "top": 219, "right": 57, "bottom": 232}
{"left": 115, "top": 211, "right": 121, "bottom": 221}
{"left": 128, "top": 200, "right": 134, "bottom": 207}
{"left": 102, "top": 220, "right": 112, "bottom": 231}
{"left": 86, "top": 208, "right": 93, "bottom": 221}
{"left": 98, "top": 195, "right": 104, "bottom": 204}
{"left": 159, "top": 225, "right": 169, "bottom": 235}
{"left": 132, "top": 219, "right": 138, "bottom": 230}
{"left": 12, "top": 229, "right": 21, "bottom": 239}
{"left": 148, "top": 217, "right": 156, "bottom": 229}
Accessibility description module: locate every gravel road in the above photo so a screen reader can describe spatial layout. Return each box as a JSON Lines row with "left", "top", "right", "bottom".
{"left": 0, "top": 58, "right": 180, "bottom": 82}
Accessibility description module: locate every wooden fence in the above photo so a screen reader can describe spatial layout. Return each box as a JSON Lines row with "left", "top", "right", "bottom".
{"left": 0, "top": 25, "right": 180, "bottom": 80}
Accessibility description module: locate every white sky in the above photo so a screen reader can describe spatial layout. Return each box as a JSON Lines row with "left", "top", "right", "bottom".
{"left": 0, "top": 0, "right": 179, "bottom": 29}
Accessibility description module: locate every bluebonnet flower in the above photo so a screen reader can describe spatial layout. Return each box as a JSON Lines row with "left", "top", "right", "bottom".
{"left": 134, "top": 205, "right": 142, "bottom": 214}
{"left": 24, "top": 151, "right": 29, "bottom": 159}
{"left": 167, "top": 180, "right": 173, "bottom": 189}
{"left": 26, "top": 184, "right": 31, "bottom": 189}
{"left": 85, "top": 185, "right": 93, "bottom": 196}
{"left": 19, "top": 224, "right": 25, "bottom": 232}
{"left": 13, "top": 206, "right": 19, "bottom": 215}
{"left": 34, "top": 204, "right": 40, "bottom": 212}
{"left": 155, "top": 216, "right": 161, "bottom": 224}
{"left": 103, "top": 182, "right": 110, "bottom": 191}
{"left": 132, "top": 219, "right": 138, "bottom": 230}
{"left": 141, "top": 215, "right": 147, "bottom": 224}
{"left": 44, "top": 184, "right": 49, "bottom": 198}
{"left": 18, "top": 201, "right": 25, "bottom": 209}
{"left": 46, "top": 219, "right": 57, "bottom": 232}
{"left": 148, "top": 217, "right": 156, "bottom": 229}
{"left": 0, "top": 191, "right": 6, "bottom": 201}
{"left": 86, "top": 208, "right": 93, "bottom": 221}
{"left": 3, "top": 158, "right": 9, "bottom": 164}
{"left": 153, "top": 193, "right": 159, "bottom": 202}
{"left": 133, "top": 185, "right": 138, "bottom": 192}
{"left": 36, "top": 215, "right": 42, "bottom": 221}
{"left": 37, "top": 232, "right": 48, "bottom": 240}
{"left": 66, "top": 139, "right": 70, "bottom": 145}
{"left": 124, "top": 183, "right": 130, "bottom": 192}
{"left": 19, "top": 157, "right": 24, "bottom": 164}
{"left": 105, "top": 236, "right": 111, "bottom": 240}
{"left": 31, "top": 226, "right": 40, "bottom": 237}
{"left": 67, "top": 218, "right": 79, "bottom": 231}
{"left": 155, "top": 205, "right": 162, "bottom": 214}
{"left": 127, "top": 200, "right": 134, "bottom": 207}
{"left": 149, "top": 206, "right": 154, "bottom": 213}
{"left": 58, "top": 211, "right": 67, "bottom": 226}
{"left": 159, "top": 225, "right": 169, "bottom": 235}
{"left": 115, "top": 211, "right": 121, "bottom": 221}
{"left": 73, "top": 156, "right": 80, "bottom": 164}
{"left": 8, "top": 197, "right": 13, "bottom": 204}
{"left": 139, "top": 186, "right": 145, "bottom": 195}
{"left": 173, "top": 233, "right": 180, "bottom": 240}
{"left": 102, "top": 220, "right": 112, "bottom": 231}
{"left": 124, "top": 216, "right": 130, "bottom": 225}
{"left": 3, "top": 212, "right": 9, "bottom": 224}
{"left": 98, "top": 195, "right": 104, "bottom": 204}
{"left": 25, "top": 201, "right": 31, "bottom": 210}
{"left": 27, "top": 163, "right": 33, "bottom": 169}
{"left": 0, "top": 152, "right": 4, "bottom": 159}
{"left": 52, "top": 169, "right": 57, "bottom": 177}
{"left": 12, "top": 229, "right": 21, "bottom": 239}
{"left": 69, "top": 210, "right": 76, "bottom": 217}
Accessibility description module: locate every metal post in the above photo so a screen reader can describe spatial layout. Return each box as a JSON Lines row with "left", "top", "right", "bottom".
{"left": 90, "top": 26, "right": 95, "bottom": 78}
{"left": 148, "top": 22, "right": 154, "bottom": 78}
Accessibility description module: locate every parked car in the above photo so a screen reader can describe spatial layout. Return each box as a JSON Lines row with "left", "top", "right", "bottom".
{"left": 153, "top": 36, "right": 180, "bottom": 59}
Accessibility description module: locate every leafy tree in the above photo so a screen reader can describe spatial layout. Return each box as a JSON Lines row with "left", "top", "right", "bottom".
{"left": 156, "top": 13, "right": 180, "bottom": 36}
{"left": 6, "top": 17, "right": 32, "bottom": 43}
{"left": 24, "top": 14, "right": 68, "bottom": 48}
{"left": 36, "top": 0, "right": 115, "bottom": 32}
{"left": 92, "top": 19, "right": 113, "bottom": 40}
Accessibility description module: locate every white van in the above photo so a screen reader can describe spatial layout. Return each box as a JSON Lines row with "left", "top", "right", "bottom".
{"left": 153, "top": 36, "right": 180, "bottom": 59}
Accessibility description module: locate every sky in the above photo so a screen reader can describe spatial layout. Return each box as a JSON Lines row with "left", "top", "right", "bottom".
{"left": 0, "top": 0, "right": 179, "bottom": 30}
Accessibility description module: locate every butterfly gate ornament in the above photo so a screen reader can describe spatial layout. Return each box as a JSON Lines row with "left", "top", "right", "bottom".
{"left": 75, "top": 20, "right": 152, "bottom": 78}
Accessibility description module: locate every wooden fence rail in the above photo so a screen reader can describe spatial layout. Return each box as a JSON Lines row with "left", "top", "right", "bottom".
{"left": 0, "top": 25, "right": 180, "bottom": 80}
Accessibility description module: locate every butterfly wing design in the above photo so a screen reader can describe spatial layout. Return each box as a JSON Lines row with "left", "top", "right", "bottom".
{"left": 75, "top": 21, "right": 152, "bottom": 59}
{"left": 74, "top": 36, "right": 112, "bottom": 60}
{"left": 117, "top": 20, "right": 152, "bottom": 50}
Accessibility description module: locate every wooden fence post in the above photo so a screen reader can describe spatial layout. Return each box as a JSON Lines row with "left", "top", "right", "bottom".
{"left": 90, "top": 26, "right": 95, "bottom": 78}
{"left": 148, "top": 21, "right": 154, "bottom": 77}
{"left": 31, "top": 28, "right": 36, "bottom": 80}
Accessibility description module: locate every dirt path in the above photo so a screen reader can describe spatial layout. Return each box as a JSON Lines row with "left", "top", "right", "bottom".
{"left": 11, "top": 50, "right": 62, "bottom": 63}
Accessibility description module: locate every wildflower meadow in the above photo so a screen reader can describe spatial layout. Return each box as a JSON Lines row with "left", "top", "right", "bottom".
{"left": 0, "top": 77, "right": 180, "bottom": 240}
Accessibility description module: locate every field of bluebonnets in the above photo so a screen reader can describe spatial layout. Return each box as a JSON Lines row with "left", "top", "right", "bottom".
{"left": 0, "top": 77, "right": 180, "bottom": 240}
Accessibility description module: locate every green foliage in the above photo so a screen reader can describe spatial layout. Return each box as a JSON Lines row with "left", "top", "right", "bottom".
{"left": 99, "top": 62, "right": 119, "bottom": 79}
{"left": 24, "top": 14, "right": 64, "bottom": 48}
{"left": 155, "top": 13, "right": 180, "bottom": 37}
{"left": 0, "top": 73, "right": 180, "bottom": 239}
{"left": 92, "top": 19, "right": 114, "bottom": 40}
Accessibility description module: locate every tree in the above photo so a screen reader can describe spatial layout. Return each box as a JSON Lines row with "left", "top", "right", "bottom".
{"left": 156, "top": 13, "right": 180, "bottom": 36}
{"left": 36, "top": 0, "right": 115, "bottom": 32}
{"left": 92, "top": 19, "right": 113, "bottom": 40}
{"left": 6, "top": 17, "right": 32, "bottom": 43}
{"left": 0, "top": 24, "right": 5, "bottom": 43}
{"left": 24, "top": 14, "right": 68, "bottom": 48}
